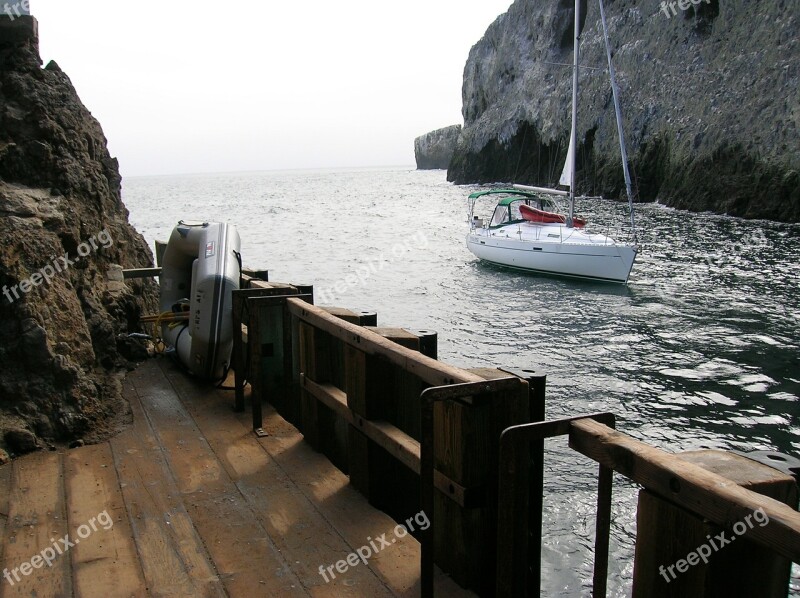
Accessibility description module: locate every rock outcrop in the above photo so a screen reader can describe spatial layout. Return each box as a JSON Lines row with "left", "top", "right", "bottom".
{"left": 443, "top": 0, "right": 799, "bottom": 222}
{"left": 414, "top": 124, "right": 462, "bottom": 170}
{"left": 0, "top": 17, "right": 158, "bottom": 456}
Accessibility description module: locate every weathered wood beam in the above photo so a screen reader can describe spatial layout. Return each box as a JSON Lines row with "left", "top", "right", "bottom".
{"left": 569, "top": 418, "right": 800, "bottom": 563}
{"left": 287, "top": 297, "right": 483, "bottom": 388}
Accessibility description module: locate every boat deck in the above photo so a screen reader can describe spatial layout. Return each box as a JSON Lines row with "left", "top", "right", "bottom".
{"left": 0, "top": 358, "right": 472, "bottom": 597}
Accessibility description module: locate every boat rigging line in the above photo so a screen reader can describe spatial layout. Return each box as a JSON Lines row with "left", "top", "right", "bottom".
{"left": 598, "top": 0, "right": 638, "bottom": 243}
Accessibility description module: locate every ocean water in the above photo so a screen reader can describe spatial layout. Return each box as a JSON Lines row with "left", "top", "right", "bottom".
{"left": 122, "top": 167, "right": 800, "bottom": 596}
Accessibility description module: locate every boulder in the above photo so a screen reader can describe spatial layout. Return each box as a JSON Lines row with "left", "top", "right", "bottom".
{"left": 4, "top": 427, "right": 38, "bottom": 454}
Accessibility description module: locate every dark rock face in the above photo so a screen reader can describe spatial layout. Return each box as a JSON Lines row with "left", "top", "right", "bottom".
{"left": 414, "top": 125, "right": 462, "bottom": 170}
{"left": 447, "top": 0, "right": 799, "bottom": 222}
{"left": 0, "top": 19, "right": 159, "bottom": 456}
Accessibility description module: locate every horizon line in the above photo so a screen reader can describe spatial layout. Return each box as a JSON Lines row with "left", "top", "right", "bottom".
{"left": 121, "top": 163, "right": 420, "bottom": 180}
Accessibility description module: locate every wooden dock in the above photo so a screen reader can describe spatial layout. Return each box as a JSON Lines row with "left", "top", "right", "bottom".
{"left": 3, "top": 274, "right": 798, "bottom": 597}
{"left": 0, "top": 358, "right": 474, "bottom": 597}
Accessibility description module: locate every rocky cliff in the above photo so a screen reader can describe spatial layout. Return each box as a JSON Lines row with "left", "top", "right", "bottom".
{"left": 445, "top": 0, "right": 799, "bottom": 221}
{"left": 414, "top": 124, "right": 462, "bottom": 169}
{"left": 0, "top": 17, "right": 158, "bottom": 459}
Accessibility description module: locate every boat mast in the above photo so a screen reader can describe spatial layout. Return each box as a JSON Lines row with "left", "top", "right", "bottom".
{"left": 568, "top": 0, "right": 580, "bottom": 225}
{"left": 598, "top": 0, "right": 637, "bottom": 241}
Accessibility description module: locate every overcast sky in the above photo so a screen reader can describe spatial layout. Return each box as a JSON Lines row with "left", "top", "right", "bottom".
{"left": 31, "top": 0, "right": 513, "bottom": 177}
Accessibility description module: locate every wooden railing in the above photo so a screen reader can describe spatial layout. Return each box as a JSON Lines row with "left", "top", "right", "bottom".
{"left": 231, "top": 277, "right": 799, "bottom": 598}
{"left": 495, "top": 415, "right": 800, "bottom": 598}
{"left": 232, "top": 280, "right": 545, "bottom": 595}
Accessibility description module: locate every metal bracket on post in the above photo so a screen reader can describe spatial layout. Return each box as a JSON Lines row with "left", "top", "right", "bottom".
{"left": 237, "top": 291, "right": 312, "bottom": 433}
{"left": 232, "top": 287, "right": 298, "bottom": 413}
{"left": 420, "top": 376, "right": 528, "bottom": 598}
{"left": 495, "top": 412, "right": 616, "bottom": 598}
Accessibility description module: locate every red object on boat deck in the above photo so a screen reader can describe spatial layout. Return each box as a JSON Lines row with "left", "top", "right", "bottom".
{"left": 519, "top": 203, "right": 586, "bottom": 228}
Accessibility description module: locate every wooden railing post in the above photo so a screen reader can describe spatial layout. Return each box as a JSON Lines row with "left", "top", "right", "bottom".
{"left": 500, "top": 367, "right": 547, "bottom": 597}
{"left": 631, "top": 450, "right": 799, "bottom": 597}
{"left": 421, "top": 377, "right": 532, "bottom": 597}
{"left": 299, "top": 306, "right": 375, "bottom": 462}
{"left": 348, "top": 329, "right": 424, "bottom": 516}
{"left": 344, "top": 344, "right": 372, "bottom": 497}
{"left": 320, "top": 308, "right": 379, "bottom": 472}
{"left": 410, "top": 328, "right": 438, "bottom": 360}
{"left": 298, "top": 321, "right": 325, "bottom": 449}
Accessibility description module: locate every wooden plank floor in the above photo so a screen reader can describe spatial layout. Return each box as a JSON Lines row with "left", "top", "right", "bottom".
{"left": 0, "top": 358, "right": 474, "bottom": 597}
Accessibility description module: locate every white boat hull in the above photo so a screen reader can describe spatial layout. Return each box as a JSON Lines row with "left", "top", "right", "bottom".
{"left": 467, "top": 225, "right": 636, "bottom": 283}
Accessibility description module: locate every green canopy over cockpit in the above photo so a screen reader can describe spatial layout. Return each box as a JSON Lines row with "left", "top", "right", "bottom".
{"left": 468, "top": 189, "right": 560, "bottom": 227}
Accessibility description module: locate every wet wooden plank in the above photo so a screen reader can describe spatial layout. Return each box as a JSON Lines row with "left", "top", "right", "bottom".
{"left": 130, "top": 363, "right": 308, "bottom": 597}
{"left": 113, "top": 377, "right": 226, "bottom": 598}
{"left": 0, "top": 452, "right": 70, "bottom": 598}
{"left": 161, "top": 361, "right": 397, "bottom": 597}
{"left": 63, "top": 443, "right": 147, "bottom": 598}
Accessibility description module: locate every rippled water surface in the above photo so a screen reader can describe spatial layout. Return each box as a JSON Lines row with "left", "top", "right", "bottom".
{"left": 123, "top": 167, "right": 800, "bottom": 596}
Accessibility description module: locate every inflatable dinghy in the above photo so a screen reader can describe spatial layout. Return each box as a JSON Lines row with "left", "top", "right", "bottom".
{"left": 159, "top": 221, "right": 241, "bottom": 380}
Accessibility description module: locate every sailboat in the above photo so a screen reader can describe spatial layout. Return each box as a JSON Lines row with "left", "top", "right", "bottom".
{"left": 466, "top": 0, "right": 638, "bottom": 284}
